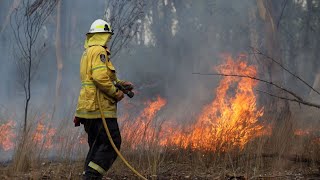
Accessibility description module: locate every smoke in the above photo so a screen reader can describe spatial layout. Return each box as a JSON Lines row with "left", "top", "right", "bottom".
{"left": 1, "top": 0, "right": 319, "bottom": 159}
{"left": 0, "top": 1, "right": 265, "bottom": 118}
{"left": 114, "top": 0, "right": 262, "bottom": 121}
{"left": 0, "top": 0, "right": 106, "bottom": 117}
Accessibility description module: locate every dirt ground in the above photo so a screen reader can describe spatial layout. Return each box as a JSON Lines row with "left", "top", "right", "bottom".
{"left": 0, "top": 159, "right": 319, "bottom": 180}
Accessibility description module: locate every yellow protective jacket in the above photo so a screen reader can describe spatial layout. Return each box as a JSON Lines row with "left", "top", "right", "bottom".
{"left": 75, "top": 33, "right": 123, "bottom": 119}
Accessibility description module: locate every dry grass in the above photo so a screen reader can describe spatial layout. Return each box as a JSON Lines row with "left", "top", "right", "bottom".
{"left": 108, "top": 107, "right": 319, "bottom": 179}
{"left": 0, "top": 104, "right": 319, "bottom": 179}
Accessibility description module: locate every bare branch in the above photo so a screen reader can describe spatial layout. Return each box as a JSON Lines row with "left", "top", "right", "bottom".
{"left": 192, "top": 73, "right": 304, "bottom": 102}
{"left": 250, "top": 46, "right": 320, "bottom": 96}
{"left": 105, "top": 0, "right": 144, "bottom": 59}
{"left": 26, "top": 0, "right": 44, "bottom": 16}
{"left": 193, "top": 72, "right": 320, "bottom": 109}
{"left": 277, "top": 0, "right": 289, "bottom": 28}
{"left": 10, "top": 0, "right": 58, "bottom": 132}
{"left": 257, "top": 90, "right": 320, "bottom": 109}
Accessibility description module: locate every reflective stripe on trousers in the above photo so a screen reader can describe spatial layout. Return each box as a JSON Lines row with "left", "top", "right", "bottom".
{"left": 88, "top": 161, "right": 106, "bottom": 175}
{"left": 81, "top": 118, "right": 121, "bottom": 177}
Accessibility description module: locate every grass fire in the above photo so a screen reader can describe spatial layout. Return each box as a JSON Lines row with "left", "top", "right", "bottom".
{"left": 1, "top": 0, "right": 320, "bottom": 179}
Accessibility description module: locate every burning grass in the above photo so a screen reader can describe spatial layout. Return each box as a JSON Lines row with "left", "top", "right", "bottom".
{"left": 0, "top": 119, "right": 16, "bottom": 151}
{"left": 118, "top": 55, "right": 267, "bottom": 153}
{"left": 159, "top": 55, "right": 266, "bottom": 152}
{"left": 0, "top": 54, "right": 319, "bottom": 179}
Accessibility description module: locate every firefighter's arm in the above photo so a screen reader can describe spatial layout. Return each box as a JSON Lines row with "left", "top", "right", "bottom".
{"left": 91, "top": 49, "right": 118, "bottom": 98}
{"left": 115, "top": 78, "right": 125, "bottom": 85}
{"left": 106, "top": 57, "right": 134, "bottom": 90}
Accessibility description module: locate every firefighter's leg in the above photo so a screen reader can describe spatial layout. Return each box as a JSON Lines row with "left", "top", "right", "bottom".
{"left": 83, "top": 119, "right": 104, "bottom": 179}
{"left": 87, "top": 118, "right": 122, "bottom": 177}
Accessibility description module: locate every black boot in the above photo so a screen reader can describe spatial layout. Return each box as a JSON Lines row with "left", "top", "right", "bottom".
{"left": 82, "top": 170, "right": 103, "bottom": 180}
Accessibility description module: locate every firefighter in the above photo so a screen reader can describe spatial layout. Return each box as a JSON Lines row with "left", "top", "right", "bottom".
{"left": 74, "top": 19, "right": 133, "bottom": 180}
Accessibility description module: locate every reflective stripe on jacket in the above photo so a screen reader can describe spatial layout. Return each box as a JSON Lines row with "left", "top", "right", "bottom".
{"left": 75, "top": 33, "right": 122, "bottom": 119}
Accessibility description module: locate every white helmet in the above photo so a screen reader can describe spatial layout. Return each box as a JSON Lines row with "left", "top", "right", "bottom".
{"left": 88, "top": 19, "right": 113, "bottom": 34}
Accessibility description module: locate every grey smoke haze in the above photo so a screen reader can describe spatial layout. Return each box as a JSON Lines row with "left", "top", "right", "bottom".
{"left": 0, "top": 0, "right": 319, "bottom": 144}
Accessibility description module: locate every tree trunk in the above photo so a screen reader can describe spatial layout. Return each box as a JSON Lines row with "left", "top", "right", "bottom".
{"left": 52, "top": 0, "right": 63, "bottom": 120}
{"left": 257, "top": 0, "right": 293, "bottom": 155}
{"left": 257, "top": 0, "right": 290, "bottom": 111}
{"left": 248, "top": 2, "right": 259, "bottom": 64}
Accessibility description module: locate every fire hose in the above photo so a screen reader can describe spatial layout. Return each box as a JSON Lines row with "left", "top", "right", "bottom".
{"left": 96, "top": 90, "right": 148, "bottom": 180}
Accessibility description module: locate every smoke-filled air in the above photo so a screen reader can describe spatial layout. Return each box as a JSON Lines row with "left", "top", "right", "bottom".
{"left": 0, "top": 0, "right": 319, "bottom": 179}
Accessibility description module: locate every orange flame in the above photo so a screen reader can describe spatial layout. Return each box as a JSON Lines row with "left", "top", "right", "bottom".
{"left": 0, "top": 55, "right": 268, "bottom": 153}
{"left": 32, "top": 121, "right": 56, "bottom": 149}
{"left": 161, "top": 55, "right": 264, "bottom": 151}
{"left": 121, "top": 96, "right": 167, "bottom": 149}
{"left": 294, "top": 128, "right": 320, "bottom": 145}
{"left": 0, "top": 114, "right": 85, "bottom": 152}
{"left": 120, "top": 54, "right": 265, "bottom": 152}
{"left": 79, "top": 133, "right": 87, "bottom": 145}
{"left": 0, "top": 120, "right": 16, "bottom": 151}
{"left": 294, "top": 129, "right": 311, "bottom": 136}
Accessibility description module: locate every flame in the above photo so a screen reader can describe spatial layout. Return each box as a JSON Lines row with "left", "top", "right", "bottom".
{"left": 0, "top": 54, "right": 267, "bottom": 153}
{"left": 121, "top": 96, "right": 167, "bottom": 149}
{"left": 119, "top": 54, "right": 265, "bottom": 152}
{"left": 0, "top": 120, "right": 16, "bottom": 151}
{"left": 79, "top": 133, "right": 87, "bottom": 145}
{"left": 294, "top": 128, "right": 320, "bottom": 145}
{"left": 294, "top": 129, "right": 311, "bottom": 136}
{"left": 0, "top": 114, "right": 86, "bottom": 152}
{"left": 160, "top": 54, "right": 265, "bottom": 151}
{"left": 32, "top": 121, "right": 56, "bottom": 149}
